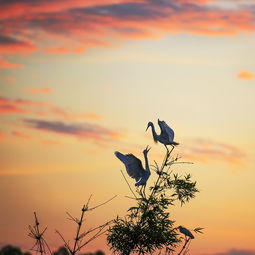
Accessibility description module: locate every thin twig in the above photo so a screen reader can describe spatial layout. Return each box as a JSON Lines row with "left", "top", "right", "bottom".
{"left": 170, "top": 162, "right": 194, "bottom": 165}
{"left": 79, "top": 225, "right": 110, "bottom": 250}
{"left": 79, "top": 220, "right": 113, "bottom": 239}
{"left": 56, "top": 196, "right": 116, "bottom": 255}
{"left": 34, "top": 212, "right": 44, "bottom": 255}
{"left": 71, "top": 204, "right": 87, "bottom": 255}
{"left": 28, "top": 212, "right": 52, "bottom": 255}
{"left": 178, "top": 238, "right": 191, "bottom": 255}
{"left": 55, "top": 230, "right": 72, "bottom": 254}
{"left": 120, "top": 169, "right": 137, "bottom": 199}
{"left": 88, "top": 195, "right": 117, "bottom": 211}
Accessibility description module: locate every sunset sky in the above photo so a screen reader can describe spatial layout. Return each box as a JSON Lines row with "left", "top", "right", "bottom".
{"left": 1, "top": 0, "right": 255, "bottom": 254}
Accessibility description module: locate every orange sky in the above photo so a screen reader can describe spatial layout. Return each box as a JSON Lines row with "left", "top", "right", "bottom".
{"left": 1, "top": 0, "right": 255, "bottom": 254}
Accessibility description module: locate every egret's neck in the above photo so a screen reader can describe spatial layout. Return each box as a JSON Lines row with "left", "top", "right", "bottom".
{"left": 149, "top": 124, "right": 158, "bottom": 143}
{"left": 144, "top": 153, "right": 150, "bottom": 172}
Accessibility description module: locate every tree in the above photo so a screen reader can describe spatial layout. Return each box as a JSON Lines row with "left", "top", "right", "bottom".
{"left": 0, "top": 245, "right": 31, "bottom": 255}
{"left": 107, "top": 146, "right": 201, "bottom": 255}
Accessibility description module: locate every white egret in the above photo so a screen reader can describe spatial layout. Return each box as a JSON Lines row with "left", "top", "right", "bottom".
{"left": 178, "top": 226, "right": 194, "bottom": 239}
{"left": 146, "top": 119, "right": 179, "bottom": 151}
{"left": 114, "top": 146, "right": 151, "bottom": 189}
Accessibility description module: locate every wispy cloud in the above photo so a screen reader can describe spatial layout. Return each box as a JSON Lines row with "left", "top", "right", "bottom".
{"left": 25, "top": 87, "right": 54, "bottom": 94}
{"left": 238, "top": 70, "right": 255, "bottom": 80}
{"left": 1, "top": 0, "right": 255, "bottom": 57}
{"left": 182, "top": 138, "right": 246, "bottom": 165}
{"left": 6, "top": 77, "right": 17, "bottom": 84}
{"left": 0, "top": 131, "right": 5, "bottom": 141}
{"left": 0, "top": 57, "right": 23, "bottom": 69}
{"left": 0, "top": 35, "right": 36, "bottom": 55}
{"left": 208, "top": 249, "right": 255, "bottom": 255}
{"left": 0, "top": 96, "right": 101, "bottom": 120}
{"left": 24, "top": 119, "right": 121, "bottom": 143}
{"left": 12, "top": 131, "right": 32, "bottom": 139}
{"left": 45, "top": 47, "right": 85, "bottom": 55}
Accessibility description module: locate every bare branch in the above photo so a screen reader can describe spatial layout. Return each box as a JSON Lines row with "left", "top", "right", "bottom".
{"left": 88, "top": 195, "right": 117, "bottom": 211}
{"left": 120, "top": 169, "right": 137, "bottom": 199}
{"left": 28, "top": 212, "right": 52, "bottom": 255}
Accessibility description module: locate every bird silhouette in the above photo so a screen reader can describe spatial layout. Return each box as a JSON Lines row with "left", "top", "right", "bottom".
{"left": 178, "top": 226, "right": 194, "bottom": 239}
{"left": 146, "top": 119, "right": 179, "bottom": 151}
{"left": 114, "top": 146, "right": 151, "bottom": 188}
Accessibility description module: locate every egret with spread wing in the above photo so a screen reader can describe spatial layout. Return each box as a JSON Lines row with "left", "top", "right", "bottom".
{"left": 146, "top": 119, "right": 179, "bottom": 151}
{"left": 114, "top": 146, "right": 151, "bottom": 195}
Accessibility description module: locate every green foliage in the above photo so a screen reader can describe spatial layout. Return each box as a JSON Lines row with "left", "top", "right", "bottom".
{"left": 107, "top": 148, "right": 199, "bottom": 255}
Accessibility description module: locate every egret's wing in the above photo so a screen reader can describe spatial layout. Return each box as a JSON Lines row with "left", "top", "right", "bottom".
{"left": 124, "top": 154, "right": 143, "bottom": 181}
{"left": 115, "top": 151, "right": 127, "bottom": 164}
{"left": 161, "top": 121, "right": 174, "bottom": 142}
{"left": 115, "top": 152, "right": 143, "bottom": 181}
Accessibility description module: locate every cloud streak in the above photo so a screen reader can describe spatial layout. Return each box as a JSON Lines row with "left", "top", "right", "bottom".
{"left": 25, "top": 87, "right": 54, "bottom": 94}
{"left": 0, "top": 96, "right": 101, "bottom": 120}
{"left": 238, "top": 70, "right": 255, "bottom": 80}
{"left": 1, "top": 0, "right": 255, "bottom": 57}
{"left": 182, "top": 138, "right": 246, "bottom": 165}
{"left": 0, "top": 57, "right": 23, "bottom": 69}
{"left": 208, "top": 249, "right": 255, "bottom": 255}
{"left": 12, "top": 131, "right": 32, "bottom": 139}
{"left": 24, "top": 119, "right": 120, "bottom": 143}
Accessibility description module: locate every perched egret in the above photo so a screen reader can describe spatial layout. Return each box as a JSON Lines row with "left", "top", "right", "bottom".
{"left": 146, "top": 119, "right": 179, "bottom": 151}
{"left": 114, "top": 146, "right": 151, "bottom": 188}
{"left": 178, "top": 226, "right": 194, "bottom": 239}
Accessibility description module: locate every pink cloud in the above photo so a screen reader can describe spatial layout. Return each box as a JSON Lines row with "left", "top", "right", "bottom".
{"left": 238, "top": 70, "right": 255, "bottom": 80}
{"left": 0, "top": 132, "right": 5, "bottom": 141}
{"left": 0, "top": 0, "right": 139, "bottom": 19}
{"left": 12, "top": 131, "right": 32, "bottom": 139}
{"left": 25, "top": 87, "right": 54, "bottom": 94}
{"left": 182, "top": 138, "right": 246, "bottom": 165}
{"left": 0, "top": 57, "right": 23, "bottom": 69}
{"left": 6, "top": 77, "right": 17, "bottom": 84}
{"left": 0, "top": 36, "right": 36, "bottom": 55}
{"left": 0, "top": 1, "right": 255, "bottom": 57}
{"left": 0, "top": 96, "right": 101, "bottom": 121}
{"left": 24, "top": 118, "right": 121, "bottom": 144}
{"left": 207, "top": 249, "right": 255, "bottom": 255}
{"left": 45, "top": 46, "right": 85, "bottom": 54}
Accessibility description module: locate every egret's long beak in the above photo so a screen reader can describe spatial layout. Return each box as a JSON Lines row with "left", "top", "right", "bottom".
{"left": 145, "top": 125, "right": 149, "bottom": 131}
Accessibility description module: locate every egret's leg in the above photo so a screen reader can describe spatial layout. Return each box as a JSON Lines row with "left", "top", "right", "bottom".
{"left": 164, "top": 144, "right": 169, "bottom": 154}
{"left": 139, "top": 186, "right": 143, "bottom": 197}
{"left": 143, "top": 184, "right": 146, "bottom": 198}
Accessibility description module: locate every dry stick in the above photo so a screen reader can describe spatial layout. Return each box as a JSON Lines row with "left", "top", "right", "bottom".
{"left": 120, "top": 169, "right": 137, "bottom": 199}
{"left": 79, "top": 220, "right": 113, "bottom": 239}
{"left": 41, "top": 237, "right": 52, "bottom": 255}
{"left": 183, "top": 240, "right": 191, "bottom": 255}
{"left": 88, "top": 195, "right": 117, "bottom": 211}
{"left": 177, "top": 238, "right": 191, "bottom": 255}
{"left": 72, "top": 204, "right": 87, "bottom": 255}
{"left": 56, "top": 196, "right": 116, "bottom": 255}
{"left": 149, "top": 146, "right": 174, "bottom": 201}
{"left": 78, "top": 221, "right": 112, "bottom": 249}
{"left": 55, "top": 230, "right": 73, "bottom": 254}
{"left": 34, "top": 212, "right": 44, "bottom": 255}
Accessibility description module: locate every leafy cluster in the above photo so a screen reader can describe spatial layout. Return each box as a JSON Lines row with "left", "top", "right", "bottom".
{"left": 107, "top": 148, "right": 199, "bottom": 255}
